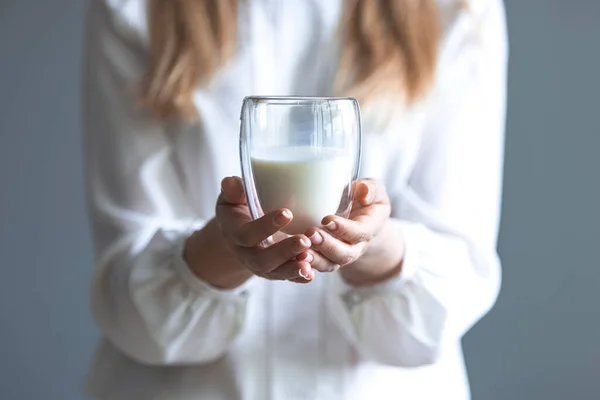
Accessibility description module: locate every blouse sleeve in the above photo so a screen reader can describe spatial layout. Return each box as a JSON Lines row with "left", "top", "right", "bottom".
{"left": 326, "top": 0, "right": 508, "bottom": 367}
{"left": 84, "top": 0, "right": 251, "bottom": 366}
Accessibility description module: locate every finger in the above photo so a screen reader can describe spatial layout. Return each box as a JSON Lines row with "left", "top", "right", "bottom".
{"left": 242, "top": 235, "right": 311, "bottom": 273}
{"left": 321, "top": 215, "right": 377, "bottom": 245}
{"left": 305, "top": 249, "right": 340, "bottom": 273}
{"left": 218, "top": 176, "right": 246, "bottom": 205}
{"left": 305, "top": 228, "right": 364, "bottom": 266}
{"left": 354, "top": 179, "right": 389, "bottom": 207}
{"left": 264, "top": 260, "right": 314, "bottom": 281}
{"left": 219, "top": 206, "right": 293, "bottom": 248}
{"left": 215, "top": 177, "right": 253, "bottom": 242}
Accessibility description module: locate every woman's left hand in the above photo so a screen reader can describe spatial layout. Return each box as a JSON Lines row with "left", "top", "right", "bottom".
{"left": 304, "top": 179, "right": 405, "bottom": 286}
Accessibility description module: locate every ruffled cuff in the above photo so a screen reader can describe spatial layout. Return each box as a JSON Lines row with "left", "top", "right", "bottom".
{"left": 128, "top": 224, "right": 254, "bottom": 356}
{"left": 325, "top": 218, "right": 428, "bottom": 344}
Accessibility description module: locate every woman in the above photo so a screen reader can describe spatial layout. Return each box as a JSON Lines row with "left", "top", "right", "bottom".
{"left": 84, "top": 0, "right": 507, "bottom": 399}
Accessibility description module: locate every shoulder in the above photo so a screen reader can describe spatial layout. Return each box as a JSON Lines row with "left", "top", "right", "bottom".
{"left": 89, "top": 0, "right": 149, "bottom": 45}
{"left": 436, "top": 0, "right": 507, "bottom": 39}
{"left": 436, "top": 0, "right": 506, "bottom": 24}
{"left": 435, "top": 0, "right": 508, "bottom": 62}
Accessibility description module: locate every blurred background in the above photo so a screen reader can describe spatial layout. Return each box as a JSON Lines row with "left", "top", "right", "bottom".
{"left": 1, "top": 0, "right": 599, "bottom": 399}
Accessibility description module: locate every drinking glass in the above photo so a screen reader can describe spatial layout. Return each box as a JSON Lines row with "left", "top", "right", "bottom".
{"left": 239, "top": 96, "right": 362, "bottom": 236}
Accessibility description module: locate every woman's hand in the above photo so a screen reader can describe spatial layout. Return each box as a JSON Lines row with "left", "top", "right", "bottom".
{"left": 185, "top": 177, "right": 315, "bottom": 289}
{"left": 213, "top": 176, "right": 315, "bottom": 283}
{"left": 304, "top": 179, "right": 405, "bottom": 286}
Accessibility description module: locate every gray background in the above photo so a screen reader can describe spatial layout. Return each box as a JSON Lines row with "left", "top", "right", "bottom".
{"left": 0, "top": 1, "right": 598, "bottom": 399}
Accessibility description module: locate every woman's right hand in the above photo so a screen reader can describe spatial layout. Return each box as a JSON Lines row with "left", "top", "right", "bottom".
{"left": 214, "top": 176, "right": 315, "bottom": 284}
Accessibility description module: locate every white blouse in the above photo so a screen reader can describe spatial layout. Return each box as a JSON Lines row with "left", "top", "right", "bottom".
{"left": 83, "top": 0, "right": 508, "bottom": 399}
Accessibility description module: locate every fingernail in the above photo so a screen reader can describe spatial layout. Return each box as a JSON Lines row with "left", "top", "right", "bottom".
{"left": 309, "top": 231, "right": 323, "bottom": 245}
{"left": 363, "top": 182, "right": 373, "bottom": 202}
{"left": 220, "top": 179, "right": 228, "bottom": 192}
{"left": 298, "top": 252, "right": 314, "bottom": 263}
{"left": 325, "top": 221, "right": 337, "bottom": 231}
{"left": 299, "top": 237, "right": 311, "bottom": 247}
{"left": 274, "top": 210, "right": 292, "bottom": 226}
{"left": 298, "top": 266, "right": 311, "bottom": 280}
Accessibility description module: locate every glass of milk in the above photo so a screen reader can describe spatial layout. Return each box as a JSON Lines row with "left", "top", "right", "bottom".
{"left": 240, "top": 96, "right": 362, "bottom": 235}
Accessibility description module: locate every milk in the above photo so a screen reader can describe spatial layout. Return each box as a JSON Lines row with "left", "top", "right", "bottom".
{"left": 251, "top": 146, "right": 353, "bottom": 234}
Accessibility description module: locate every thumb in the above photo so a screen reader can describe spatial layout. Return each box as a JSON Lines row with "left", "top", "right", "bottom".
{"left": 219, "top": 176, "right": 247, "bottom": 205}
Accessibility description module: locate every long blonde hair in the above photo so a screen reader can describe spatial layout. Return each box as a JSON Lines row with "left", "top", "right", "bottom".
{"left": 141, "top": 0, "right": 442, "bottom": 120}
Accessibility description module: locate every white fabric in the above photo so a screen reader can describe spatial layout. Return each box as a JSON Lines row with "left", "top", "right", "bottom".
{"left": 83, "top": 0, "right": 508, "bottom": 398}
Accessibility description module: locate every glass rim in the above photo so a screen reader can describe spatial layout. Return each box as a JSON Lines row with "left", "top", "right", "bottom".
{"left": 243, "top": 95, "right": 358, "bottom": 105}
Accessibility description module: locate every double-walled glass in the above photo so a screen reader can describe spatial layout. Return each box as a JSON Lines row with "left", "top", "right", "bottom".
{"left": 240, "top": 96, "right": 362, "bottom": 236}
